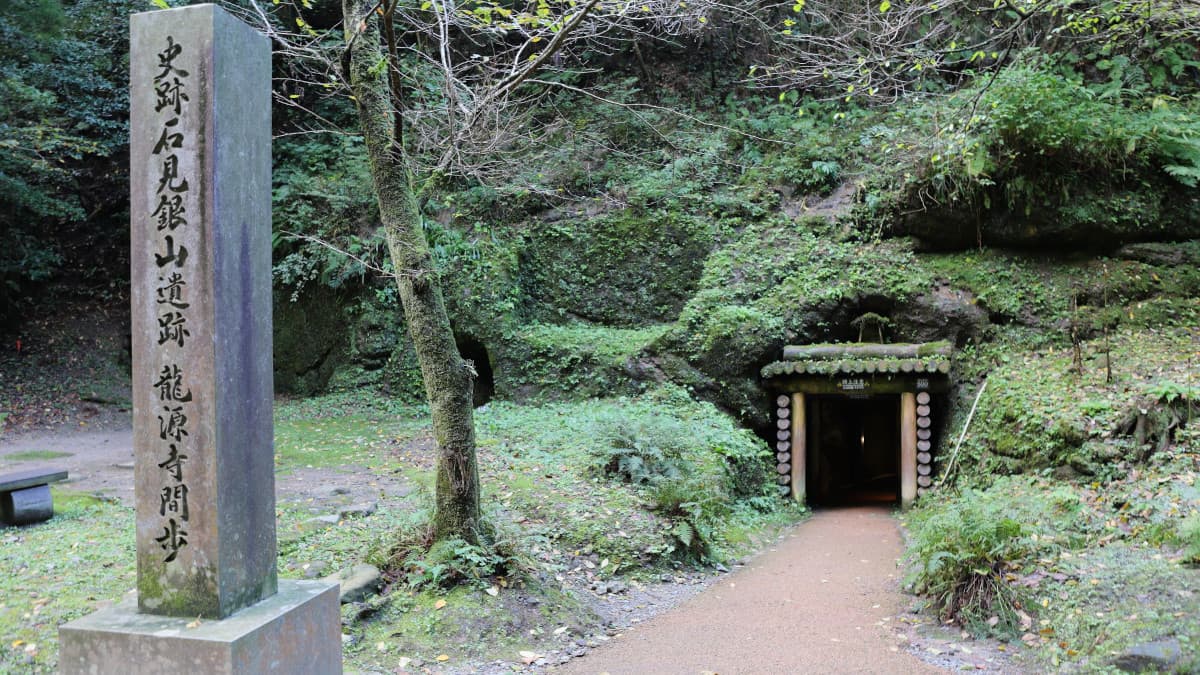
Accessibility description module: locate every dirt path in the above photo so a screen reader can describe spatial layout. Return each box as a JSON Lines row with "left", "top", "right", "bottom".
{"left": 0, "top": 427, "right": 137, "bottom": 503}
{"left": 0, "top": 425, "right": 411, "bottom": 509}
{"left": 556, "top": 507, "right": 943, "bottom": 675}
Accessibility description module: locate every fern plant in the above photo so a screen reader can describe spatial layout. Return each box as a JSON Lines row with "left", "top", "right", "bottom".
{"left": 1160, "top": 134, "right": 1200, "bottom": 187}
{"left": 905, "top": 490, "right": 1031, "bottom": 637}
{"left": 589, "top": 418, "right": 688, "bottom": 485}
{"left": 650, "top": 477, "right": 729, "bottom": 561}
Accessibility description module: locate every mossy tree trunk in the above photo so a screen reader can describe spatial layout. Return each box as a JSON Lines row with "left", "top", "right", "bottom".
{"left": 342, "top": 0, "right": 483, "bottom": 544}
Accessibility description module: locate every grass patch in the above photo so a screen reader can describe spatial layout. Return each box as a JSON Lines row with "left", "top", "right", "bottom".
{"left": 2, "top": 450, "right": 73, "bottom": 462}
{"left": 0, "top": 490, "right": 134, "bottom": 673}
{"left": 475, "top": 385, "right": 799, "bottom": 569}
{"left": 909, "top": 423, "right": 1200, "bottom": 669}
{"left": 273, "top": 394, "right": 428, "bottom": 474}
{"left": 0, "top": 387, "right": 803, "bottom": 673}
{"left": 344, "top": 576, "right": 597, "bottom": 670}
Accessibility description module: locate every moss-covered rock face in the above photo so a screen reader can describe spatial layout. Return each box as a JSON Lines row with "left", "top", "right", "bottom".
{"left": 950, "top": 328, "right": 1200, "bottom": 478}
{"left": 918, "top": 242, "right": 1200, "bottom": 334}
{"left": 518, "top": 211, "right": 716, "bottom": 326}
{"left": 651, "top": 218, "right": 980, "bottom": 429}
{"left": 493, "top": 324, "right": 667, "bottom": 402}
{"left": 323, "top": 299, "right": 426, "bottom": 401}
{"left": 898, "top": 179, "right": 1200, "bottom": 250}
{"left": 273, "top": 286, "right": 347, "bottom": 395}
{"left": 436, "top": 226, "right": 523, "bottom": 343}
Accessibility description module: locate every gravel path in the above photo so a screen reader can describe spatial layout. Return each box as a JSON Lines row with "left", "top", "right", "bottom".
{"left": 555, "top": 507, "right": 944, "bottom": 675}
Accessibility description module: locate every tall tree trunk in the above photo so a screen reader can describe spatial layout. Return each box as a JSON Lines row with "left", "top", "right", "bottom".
{"left": 342, "top": 0, "right": 483, "bottom": 544}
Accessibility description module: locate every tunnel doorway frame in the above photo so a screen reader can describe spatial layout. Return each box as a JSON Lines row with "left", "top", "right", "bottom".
{"left": 789, "top": 390, "right": 921, "bottom": 507}
{"left": 762, "top": 342, "right": 952, "bottom": 509}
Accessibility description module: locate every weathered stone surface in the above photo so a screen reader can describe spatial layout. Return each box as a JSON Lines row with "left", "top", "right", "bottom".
{"left": 323, "top": 563, "right": 383, "bottom": 604}
{"left": 58, "top": 7, "right": 342, "bottom": 674}
{"left": 337, "top": 501, "right": 378, "bottom": 519}
{"left": 1111, "top": 638, "right": 1183, "bottom": 673}
{"left": 59, "top": 580, "right": 341, "bottom": 674}
{"left": 893, "top": 285, "right": 988, "bottom": 346}
{"left": 302, "top": 561, "right": 330, "bottom": 579}
{"left": 278, "top": 515, "right": 339, "bottom": 545}
{"left": 896, "top": 182, "right": 1200, "bottom": 250}
{"left": 0, "top": 467, "right": 69, "bottom": 491}
{"left": 129, "top": 3, "right": 275, "bottom": 619}
{"left": 313, "top": 485, "right": 352, "bottom": 499}
{"left": 304, "top": 514, "right": 342, "bottom": 531}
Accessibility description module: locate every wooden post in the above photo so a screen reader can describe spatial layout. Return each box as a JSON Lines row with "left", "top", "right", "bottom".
{"left": 900, "top": 392, "right": 917, "bottom": 509}
{"left": 790, "top": 393, "right": 806, "bottom": 504}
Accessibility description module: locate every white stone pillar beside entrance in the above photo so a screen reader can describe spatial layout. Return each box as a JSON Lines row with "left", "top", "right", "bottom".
{"left": 900, "top": 392, "right": 917, "bottom": 509}
{"left": 790, "top": 393, "right": 806, "bottom": 503}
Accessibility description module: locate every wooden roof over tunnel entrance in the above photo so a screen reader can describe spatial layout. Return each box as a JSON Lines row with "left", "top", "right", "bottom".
{"left": 762, "top": 341, "right": 952, "bottom": 395}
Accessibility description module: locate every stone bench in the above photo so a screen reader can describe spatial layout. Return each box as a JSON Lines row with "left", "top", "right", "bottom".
{"left": 0, "top": 468, "right": 69, "bottom": 526}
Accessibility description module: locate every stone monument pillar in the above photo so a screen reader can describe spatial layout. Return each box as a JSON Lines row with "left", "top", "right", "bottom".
{"left": 59, "top": 6, "right": 340, "bottom": 672}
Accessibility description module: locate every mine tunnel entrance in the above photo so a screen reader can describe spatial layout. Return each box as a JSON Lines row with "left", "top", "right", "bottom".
{"left": 763, "top": 341, "right": 952, "bottom": 508}
{"left": 455, "top": 336, "right": 494, "bottom": 407}
{"left": 806, "top": 395, "right": 901, "bottom": 506}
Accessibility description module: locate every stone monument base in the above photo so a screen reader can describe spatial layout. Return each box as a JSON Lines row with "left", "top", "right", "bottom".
{"left": 59, "top": 580, "right": 341, "bottom": 674}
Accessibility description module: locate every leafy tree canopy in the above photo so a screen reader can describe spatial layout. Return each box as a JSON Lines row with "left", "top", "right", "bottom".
{"left": 0, "top": 0, "right": 135, "bottom": 327}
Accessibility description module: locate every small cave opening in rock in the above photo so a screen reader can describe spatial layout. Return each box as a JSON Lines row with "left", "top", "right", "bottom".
{"left": 456, "top": 336, "right": 494, "bottom": 407}
{"left": 806, "top": 395, "right": 901, "bottom": 506}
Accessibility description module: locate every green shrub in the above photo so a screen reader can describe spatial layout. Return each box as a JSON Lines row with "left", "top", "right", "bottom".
{"left": 589, "top": 416, "right": 689, "bottom": 485}
{"left": 1180, "top": 513, "right": 1200, "bottom": 565}
{"left": 648, "top": 476, "right": 730, "bottom": 561}
{"left": 371, "top": 509, "right": 527, "bottom": 591}
{"left": 583, "top": 390, "right": 775, "bottom": 561}
{"left": 587, "top": 415, "right": 725, "bottom": 559}
{"left": 906, "top": 489, "right": 1031, "bottom": 637}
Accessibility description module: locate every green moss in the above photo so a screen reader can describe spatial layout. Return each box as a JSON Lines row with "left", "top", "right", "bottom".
{"left": 519, "top": 211, "right": 716, "bottom": 326}
{"left": 494, "top": 323, "right": 667, "bottom": 401}
{"left": 135, "top": 562, "right": 220, "bottom": 619}
{"left": 677, "top": 221, "right": 930, "bottom": 343}
{"left": 949, "top": 327, "right": 1200, "bottom": 475}
{"left": 3, "top": 450, "right": 72, "bottom": 461}
{"left": 273, "top": 411, "right": 426, "bottom": 473}
{"left": 921, "top": 243, "right": 1200, "bottom": 332}
{"left": 652, "top": 219, "right": 933, "bottom": 423}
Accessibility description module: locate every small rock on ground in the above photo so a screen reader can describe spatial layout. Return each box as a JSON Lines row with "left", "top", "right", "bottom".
{"left": 324, "top": 563, "right": 383, "bottom": 604}
{"left": 1112, "top": 638, "right": 1183, "bottom": 673}
{"left": 338, "top": 501, "right": 378, "bottom": 519}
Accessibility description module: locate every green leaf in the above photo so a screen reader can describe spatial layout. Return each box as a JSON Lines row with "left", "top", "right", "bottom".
{"left": 879, "top": 0, "right": 891, "bottom": 12}
{"left": 151, "top": 0, "right": 169, "bottom": 8}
